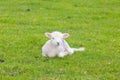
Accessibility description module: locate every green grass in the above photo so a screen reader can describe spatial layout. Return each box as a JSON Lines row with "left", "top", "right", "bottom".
{"left": 0, "top": 0, "right": 120, "bottom": 80}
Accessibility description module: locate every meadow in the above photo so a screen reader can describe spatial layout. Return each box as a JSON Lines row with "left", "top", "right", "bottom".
{"left": 0, "top": 0, "right": 120, "bottom": 80}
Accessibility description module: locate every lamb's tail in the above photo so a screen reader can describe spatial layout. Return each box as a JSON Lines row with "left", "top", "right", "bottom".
{"left": 72, "top": 47, "right": 85, "bottom": 52}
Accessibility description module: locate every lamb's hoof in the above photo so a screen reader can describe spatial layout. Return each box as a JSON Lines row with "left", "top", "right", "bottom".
{"left": 79, "top": 47, "right": 85, "bottom": 51}
{"left": 42, "top": 53, "right": 47, "bottom": 57}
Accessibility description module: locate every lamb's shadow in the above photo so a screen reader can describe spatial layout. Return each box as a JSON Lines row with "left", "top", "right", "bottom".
{"left": 41, "top": 56, "right": 66, "bottom": 62}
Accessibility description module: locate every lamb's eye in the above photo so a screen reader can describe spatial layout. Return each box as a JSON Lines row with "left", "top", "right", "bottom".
{"left": 51, "top": 38, "right": 54, "bottom": 40}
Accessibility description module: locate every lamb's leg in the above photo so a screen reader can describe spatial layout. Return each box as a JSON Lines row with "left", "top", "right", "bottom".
{"left": 63, "top": 40, "right": 74, "bottom": 54}
{"left": 58, "top": 52, "right": 68, "bottom": 58}
{"left": 42, "top": 52, "right": 56, "bottom": 57}
{"left": 47, "top": 53, "right": 57, "bottom": 57}
{"left": 72, "top": 47, "right": 85, "bottom": 51}
{"left": 63, "top": 40, "right": 85, "bottom": 54}
{"left": 42, "top": 53, "right": 47, "bottom": 57}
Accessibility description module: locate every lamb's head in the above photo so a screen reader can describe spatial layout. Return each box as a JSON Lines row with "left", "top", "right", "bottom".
{"left": 45, "top": 31, "right": 69, "bottom": 46}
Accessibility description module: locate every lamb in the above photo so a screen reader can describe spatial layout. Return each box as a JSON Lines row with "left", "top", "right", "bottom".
{"left": 42, "top": 31, "right": 85, "bottom": 58}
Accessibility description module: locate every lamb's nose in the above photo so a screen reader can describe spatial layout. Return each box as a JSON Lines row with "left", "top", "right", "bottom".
{"left": 57, "top": 42, "right": 60, "bottom": 45}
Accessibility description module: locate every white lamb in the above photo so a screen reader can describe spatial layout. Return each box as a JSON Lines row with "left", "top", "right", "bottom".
{"left": 42, "top": 31, "right": 85, "bottom": 58}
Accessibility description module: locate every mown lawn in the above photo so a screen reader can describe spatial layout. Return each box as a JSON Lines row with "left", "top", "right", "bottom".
{"left": 0, "top": 0, "right": 120, "bottom": 80}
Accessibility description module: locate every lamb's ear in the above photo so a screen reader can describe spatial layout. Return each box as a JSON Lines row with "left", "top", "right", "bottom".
{"left": 63, "top": 33, "right": 70, "bottom": 38}
{"left": 45, "top": 32, "right": 51, "bottom": 38}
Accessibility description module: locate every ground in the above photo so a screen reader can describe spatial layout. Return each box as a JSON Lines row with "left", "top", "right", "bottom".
{"left": 0, "top": 0, "right": 120, "bottom": 80}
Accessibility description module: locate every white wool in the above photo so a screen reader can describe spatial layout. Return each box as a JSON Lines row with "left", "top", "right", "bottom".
{"left": 42, "top": 31, "right": 85, "bottom": 58}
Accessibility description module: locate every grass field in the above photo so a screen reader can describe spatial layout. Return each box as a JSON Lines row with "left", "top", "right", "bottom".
{"left": 0, "top": 0, "right": 120, "bottom": 80}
